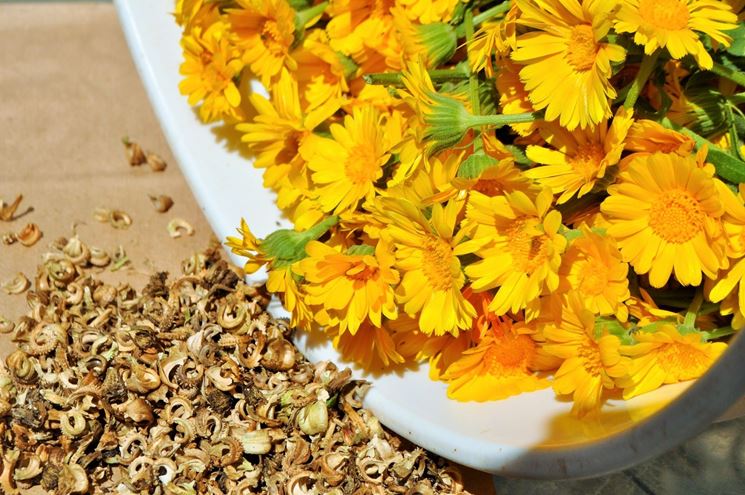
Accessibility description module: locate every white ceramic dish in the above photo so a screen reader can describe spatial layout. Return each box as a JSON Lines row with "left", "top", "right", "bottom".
{"left": 115, "top": 0, "right": 745, "bottom": 478}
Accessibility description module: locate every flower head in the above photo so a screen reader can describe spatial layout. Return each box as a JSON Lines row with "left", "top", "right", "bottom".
{"left": 541, "top": 295, "right": 629, "bottom": 416}
{"left": 296, "top": 240, "right": 399, "bottom": 334}
{"left": 378, "top": 198, "right": 476, "bottom": 335}
{"left": 301, "top": 105, "right": 398, "bottom": 215}
{"left": 229, "top": 0, "right": 298, "bottom": 86}
{"left": 333, "top": 320, "right": 407, "bottom": 369}
{"left": 614, "top": 0, "right": 738, "bottom": 69}
{"left": 178, "top": 23, "right": 244, "bottom": 123}
{"left": 511, "top": 0, "right": 626, "bottom": 129}
{"left": 525, "top": 108, "right": 633, "bottom": 204}
{"left": 441, "top": 316, "right": 549, "bottom": 401}
{"left": 617, "top": 324, "right": 727, "bottom": 399}
{"left": 461, "top": 188, "right": 567, "bottom": 316}
{"left": 601, "top": 151, "right": 727, "bottom": 287}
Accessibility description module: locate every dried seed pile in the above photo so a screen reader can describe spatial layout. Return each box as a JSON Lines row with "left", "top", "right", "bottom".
{"left": 0, "top": 237, "right": 471, "bottom": 494}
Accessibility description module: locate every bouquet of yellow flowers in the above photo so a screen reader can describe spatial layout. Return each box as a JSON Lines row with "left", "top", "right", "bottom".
{"left": 175, "top": 0, "right": 745, "bottom": 416}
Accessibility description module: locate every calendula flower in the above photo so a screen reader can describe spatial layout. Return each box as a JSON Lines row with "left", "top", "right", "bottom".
{"left": 292, "top": 29, "right": 351, "bottom": 110}
{"left": 626, "top": 288, "right": 683, "bottom": 326}
{"left": 174, "top": 0, "right": 220, "bottom": 29}
{"left": 379, "top": 198, "right": 476, "bottom": 335}
{"left": 334, "top": 320, "right": 406, "bottom": 369}
{"left": 396, "top": 0, "right": 460, "bottom": 23}
{"left": 614, "top": 0, "right": 738, "bottom": 69}
{"left": 708, "top": 184, "right": 745, "bottom": 318}
{"left": 229, "top": 0, "right": 298, "bottom": 86}
{"left": 496, "top": 59, "right": 538, "bottom": 136}
{"left": 618, "top": 324, "right": 727, "bottom": 399}
{"left": 468, "top": 5, "right": 519, "bottom": 77}
{"left": 560, "top": 225, "right": 630, "bottom": 320}
{"left": 391, "top": 8, "right": 457, "bottom": 68}
{"left": 301, "top": 105, "right": 398, "bottom": 215}
{"left": 623, "top": 118, "right": 695, "bottom": 158}
{"left": 441, "top": 322, "right": 549, "bottom": 401}
{"left": 225, "top": 218, "right": 273, "bottom": 274}
{"left": 461, "top": 188, "right": 567, "bottom": 316}
{"left": 601, "top": 151, "right": 727, "bottom": 288}
{"left": 237, "top": 68, "right": 339, "bottom": 226}
{"left": 525, "top": 108, "right": 634, "bottom": 204}
{"left": 512, "top": 0, "right": 626, "bottom": 130}
{"left": 296, "top": 240, "right": 399, "bottom": 334}
{"left": 178, "top": 23, "right": 244, "bottom": 123}
{"left": 541, "top": 295, "right": 629, "bottom": 416}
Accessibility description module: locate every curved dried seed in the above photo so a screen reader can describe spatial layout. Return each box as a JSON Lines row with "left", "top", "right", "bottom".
{"left": 17, "top": 223, "right": 42, "bottom": 247}
{"left": 109, "top": 210, "right": 132, "bottom": 229}
{"left": 148, "top": 194, "right": 174, "bottom": 213}
{"left": 146, "top": 152, "right": 167, "bottom": 172}
{"left": 1, "top": 273, "right": 30, "bottom": 295}
{"left": 167, "top": 218, "right": 194, "bottom": 238}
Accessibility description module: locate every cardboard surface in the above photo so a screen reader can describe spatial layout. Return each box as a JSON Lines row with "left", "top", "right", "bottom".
{"left": 0, "top": 3, "right": 495, "bottom": 493}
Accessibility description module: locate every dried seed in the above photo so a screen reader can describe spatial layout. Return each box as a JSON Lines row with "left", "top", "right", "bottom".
{"left": 148, "top": 194, "right": 174, "bottom": 213}
{"left": 167, "top": 218, "right": 194, "bottom": 238}
{"left": 146, "top": 152, "right": 167, "bottom": 172}
{"left": 0, "top": 195, "right": 23, "bottom": 221}
{"left": 1, "top": 273, "right": 30, "bottom": 295}
{"left": 123, "top": 138, "right": 147, "bottom": 166}
{"left": 1, "top": 232, "right": 17, "bottom": 245}
{"left": 93, "top": 207, "right": 110, "bottom": 223}
{"left": 17, "top": 223, "right": 42, "bottom": 247}
{"left": 109, "top": 210, "right": 132, "bottom": 229}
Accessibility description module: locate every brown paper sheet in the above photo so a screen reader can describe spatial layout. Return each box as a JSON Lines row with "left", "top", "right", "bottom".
{"left": 0, "top": 3, "right": 495, "bottom": 493}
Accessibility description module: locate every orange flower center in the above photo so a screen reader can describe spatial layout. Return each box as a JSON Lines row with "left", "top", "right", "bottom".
{"left": 639, "top": 0, "right": 690, "bottom": 31}
{"left": 482, "top": 333, "right": 535, "bottom": 374}
{"left": 261, "top": 20, "right": 292, "bottom": 55}
{"left": 565, "top": 25, "right": 598, "bottom": 72}
{"left": 473, "top": 178, "right": 507, "bottom": 197}
{"left": 648, "top": 190, "right": 705, "bottom": 243}
{"left": 578, "top": 258, "right": 609, "bottom": 296}
{"left": 421, "top": 236, "right": 455, "bottom": 291}
{"left": 346, "top": 260, "right": 379, "bottom": 281}
{"left": 506, "top": 218, "right": 550, "bottom": 273}
{"left": 569, "top": 144, "right": 605, "bottom": 181}
{"left": 655, "top": 342, "right": 709, "bottom": 380}
{"left": 578, "top": 341, "right": 603, "bottom": 376}
{"left": 345, "top": 143, "right": 382, "bottom": 185}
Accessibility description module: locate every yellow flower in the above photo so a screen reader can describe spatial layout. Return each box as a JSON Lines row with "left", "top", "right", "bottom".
{"left": 461, "top": 188, "right": 567, "bottom": 316}
{"left": 614, "top": 0, "right": 737, "bottom": 69}
{"left": 560, "top": 225, "right": 630, "bottom": 320}
{"left": 395, "top": 0, "right": 459, "bottom": 23}
{"left": 601, "top": 151, "right": 727, "bottom": 288}
{"left": 334, "top": 320, "right": 406, "bottom": 369}
{"left": 292, "top": 29, "right": 351, "bottom": 110}
{"left": 618, "top": 324, "right": 727, "bottom": 399}
{"left": 296, "top": 240, "right": 399, "bottom": 334}
{"left": 225, "top": 218, "right": 272, "bottom": 274}
{"left": 495, "top": 59, "right": 538, "bottom": 137}
{"left": 174, "top": 0, "right": 220, "bottom": 30}
{"left": 541, "top": 295, "right": 629, "bottom": 416}
{"left": 379, "top": 198, "right": 476, "bottom": 336}
{"left": 441, "top": 317, "right": 549, "bottom": 401}
{"left": 708, "top": 184, "right": 745, "bottom": 319}
{"left": 525, "top": 108, "right": 634, "bottom": 204}
{"left": 301, "top": 105, "right": 397, "bottom": 215}
{"left": 178, "top": 23, "right": 244, "bottom": 123}
{"left": 512, "top": 0, "right": 626, "bottom": 130}
{"left": 468, "top": 6, "right": 518, "bottom": 77}
{"left": 626, "top": 288, "right": 682, "bottom": 326}
{"left": 623, "top": 118, "right": 695, "bottom": 160}
{"left": 237, "top": 68, "right": 339, "bottom": 225}
{"left": 229, "top": 0, "right": 298, "bottom": 86}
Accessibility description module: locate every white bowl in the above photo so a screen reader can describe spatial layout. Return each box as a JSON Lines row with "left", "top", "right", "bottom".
{"left": 115, "top": 0, "right": 745, "bottom": 478}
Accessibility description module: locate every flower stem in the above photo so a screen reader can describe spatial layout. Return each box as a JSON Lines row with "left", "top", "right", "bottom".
{"left": 710, "top": 62, "right": 745, "bottom": 89}
{"left": 295, "top": 1, "right": 328, "bottom": 30}
{"left": 454, "top": 2, "right": 512, "bottom": 38}
{"left": 363, "top": 67, "right": 469, "bottom": 86}
{"left": 624, "top": 50, "right": 660, "bottom": 110}
{"left": 464, "top": 8, "right": 481, "bottom": 115}
{"left": 466, "top": 112, "right": 540, "bottom": 128}
{"left": 681, "top": 288, "right": 703, "bottom": 333}
{"left": 704, "top": 326, "right": 736, "bottom": 341}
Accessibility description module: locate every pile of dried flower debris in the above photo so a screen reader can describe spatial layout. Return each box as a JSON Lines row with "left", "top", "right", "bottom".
{"left": 0, "top": 237, "right": 471, "bottom": 494}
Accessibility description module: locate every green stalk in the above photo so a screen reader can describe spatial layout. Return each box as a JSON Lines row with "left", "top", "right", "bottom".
{"left": 454, "top": 2, "right": 512, "bottom": 38}
{"left": 728, "top": 93, "right": 745, "bottom": 106}
{"left": 710, "top": 62, "right": 745, "bottom": 89}
{"left": 624, "top": 50, "right": 661, "bottom": 109}
{"left": 466, "top": 112, "right": 540, "bottom": 128}
{"left": 363, "top": 67, "right": 469, "bottom": 86}
{"left": 681, "top": 288, "right": 703, "bottom": 333}
{"left": 704, "top": 326, "right": 737, "bottom": 341}
{"left": 464, "top": 8, "right": 480, "bottom": 116}
{"left": 295, "top": 1, "right": 328, "bottom": 29}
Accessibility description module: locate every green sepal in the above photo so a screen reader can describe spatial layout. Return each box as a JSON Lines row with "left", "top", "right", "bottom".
{"left": 261, "top": 216, "right": 339, "bottom": 268}
{"left": 725, "top": 23, "right": 745, "bottom": 57}
{"left": 417, "top": 22, "right": 457, "bottom": 67}
{"left": 347, "top": 244, "right": 375, "bottom": 256}
{"left": 457, "top": 151, "right": 498, "bottom": 179}
{"left": 595, "top": 317, "right": 635, "bottom": 345}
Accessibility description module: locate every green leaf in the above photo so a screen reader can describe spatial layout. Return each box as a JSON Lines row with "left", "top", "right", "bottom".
{"left": 726, "top": 23, "right": 745, "bottom": 57}
{"left": 347, "top": 245, "right": 375, "bottom": 256}
{"left": 456, "top": 151, "right": 498, "bottom": 179}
